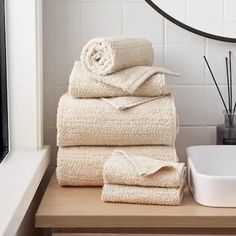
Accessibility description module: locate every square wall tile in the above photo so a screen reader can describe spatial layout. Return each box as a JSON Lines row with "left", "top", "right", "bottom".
{"left": 43, "top": 44, "right": 82, "bottom": 86}
{"left": 43, "top": 1, "right": 81, "bottom": 44}
{"left": 153, "top": 45, "right": 164, "bottom": 66}
{"left": 165, "top": 21, "right": 204, "bottom": 45}
{"left": 44, "top": 86, "right": 67, "bottom": 126}
{"left": 124, "top": 3, "right": 164, "bottom": 44}
{"left": 206, "top": 40, "right": 236, "bottom": 85}
{"left": 168, "top": 86, "right": 205, "bottom": 126}
{"left": 176, "top": 126, "right": 208, "bottom": 162}
{"left": 165, "top": 44, "right": 205, "bottom": 85}
{"left": 81, "top": 3, "right": 122, "bottom": 43}
{"left": 205, "top": 126, "right": 217, "bottom": 145}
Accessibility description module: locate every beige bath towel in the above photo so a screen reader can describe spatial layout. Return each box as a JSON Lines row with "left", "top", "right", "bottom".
{"left": 57, "top": 94, "right": 177, "bottom": 146}
{"left": 80, "top": 37, "right": 154, "bottom": 75}
{"left": 101, "top": 96, "right": 163, "bottom": 110}
{"left": 69, "top": 61, "right": 168, "bottom": 98}
{"left": 56, "top": 146, "right": 178, "bottom": 186}
{"left": 103, "top": 150, "right": 186, "bottom": 188}
{"left": 102, "top": 184, "right": 184, "bottom": 205}
{"left": 69, "top": 61, "right": 177, "bottom": 98}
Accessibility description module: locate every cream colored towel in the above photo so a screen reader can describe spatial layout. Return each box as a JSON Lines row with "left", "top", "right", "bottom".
{"left": 101, "top": 96, "right": 162, "bottom": 110}
{"left": 69, "top": 61, "right": 176, "bottom": 98}
{"left": 57, "top": 94, "right": 177, "bottom": 146}
{"left": 103, "top": 150, "right": 186, "bottom": 188}
{"left": 80, "top": 37, "right": 154, "bottom": 75}
{"left": 102, "top": 184, "right": 184, "bottom": 205}
{"left": 56, "top": 146, "right": 178, "bottom": 186}
{"left": 69, "top": 61, "right": 168, "bottom": 98}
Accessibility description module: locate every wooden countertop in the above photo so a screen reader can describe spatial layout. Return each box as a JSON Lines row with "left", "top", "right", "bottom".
{"left": 36, "top": 174, "right": 236, "bottom": 229}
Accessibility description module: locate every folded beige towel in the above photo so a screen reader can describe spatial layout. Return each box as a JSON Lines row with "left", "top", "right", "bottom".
{"left": 101, "top": 96, "right": 162, "bottom": 110}
{"left": 103, "top": 150, "right": 186, "bottom": 188}
{"left": 102, "top": 184, "right": 184, "bottom": 205}
{"left": 57, "top": 94, "right": 177, "bottom": 146}
{"left": 69, "top": 61, "right": 177, "bottom": 98}
{"left": 56, "top": 146, "right": 178, "bottom": 186}
{"left": 80, "top": 37, "right": 154, "bottom": 75}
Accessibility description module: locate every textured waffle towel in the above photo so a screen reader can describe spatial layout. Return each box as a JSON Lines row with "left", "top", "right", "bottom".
{"left": 101, "top": 96, "right": 163, "bottom": 110}
{"left": 56, "top": 146, "right": 178, "bottom": 186}
{"left": 57, "top": 94, "right": 177, "bottom": 146}
{"left": 69, "top": 61, "right": 176, "bottom": 98}
{"left": 103, "top": 150, "right": 186, "bottom": 188}
{"left": 80, "top": 37, "right": 154, "bottom": 75}
{"left": 102, "top": 184, "right": 184, "bottom": 205}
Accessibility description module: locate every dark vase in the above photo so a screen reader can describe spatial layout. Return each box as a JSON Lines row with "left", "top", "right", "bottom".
{"left": 217, "top": 112, "right": 236, "bottom": 145}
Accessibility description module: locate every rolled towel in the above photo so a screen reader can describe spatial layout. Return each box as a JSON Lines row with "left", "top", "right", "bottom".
{"left": 103, "top": 150, "right": 186, "bottom": 188}
{"left": 57, "top": 94, "right": 178, "bottom": 146}
{"left": 69, "top": 61, "right": 177, "bottom": 97}
{"left": 80, "top": 37, "right": 154, "bottom": 75}
{"left": 56, "top": 146, "right": 178, "bottom": 186}
{"left": 102, "top": 184, "right": 185, "bottom": 205}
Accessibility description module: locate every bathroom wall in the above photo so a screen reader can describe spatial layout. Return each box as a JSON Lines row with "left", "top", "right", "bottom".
{"left": 43, "top": 0, "right": 236, "bottom": 165}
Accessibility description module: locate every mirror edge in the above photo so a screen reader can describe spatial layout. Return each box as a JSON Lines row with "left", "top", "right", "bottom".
{"left": 145, "top": 0, "right": 236, "bottom": 43}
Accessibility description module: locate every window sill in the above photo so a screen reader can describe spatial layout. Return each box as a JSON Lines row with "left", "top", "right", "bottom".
{"left": 0, "top": 146, "right": 50, "bottom": 236}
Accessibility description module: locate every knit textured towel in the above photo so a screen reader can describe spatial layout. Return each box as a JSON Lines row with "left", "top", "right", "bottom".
{"left": 69, "top": 61, "right": 170, "bottom": 98}
{"left": 101, "top": 96, "right": 163, "bottom": 110}
{"left": 103, "top": 150, "right": 186, "bottom": 188}
{"left": 57, "top": 94, "right": 178, "bottom": 146}
{"left": 80, "top": 37, "right": 154, "bottom": 75}
{"left": 102, "top": 184, "right": 184, "bottom": 205}
{"left": 56, "top": 146, "right": 178, "bottom": 186}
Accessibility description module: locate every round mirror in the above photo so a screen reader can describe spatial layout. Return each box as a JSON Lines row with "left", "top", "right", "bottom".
{"left": 145, "top": 0, "right": 236, "bottom": 42}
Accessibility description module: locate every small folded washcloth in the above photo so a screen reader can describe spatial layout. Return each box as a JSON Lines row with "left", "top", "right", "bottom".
{"left": 103, "top": 150, "right": 186, "bottom": 188}
{"left": 57, "top": 94, "right": 178, "bottom": 146}
{"left": 102, "top": 184, "right": 185, "bottom": 205}
{"left": 69, "top": 61, "right": 171, "bottom": 98}
{"left": 56, "top": 146, "right": 178, "bottom": 186}
{"left": 80, "top": 37, "right": 154, "bottom": 75}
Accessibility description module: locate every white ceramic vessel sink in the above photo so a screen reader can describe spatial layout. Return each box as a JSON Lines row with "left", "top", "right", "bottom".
{"left": 187, "top": 145, "right": 236, "bottom": 207}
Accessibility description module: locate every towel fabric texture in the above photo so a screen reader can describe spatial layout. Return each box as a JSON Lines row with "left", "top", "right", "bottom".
{"left": 57, "top": 94, "right": 177, "bottom": 146}
{"left": 103, "top": 150, "right": 186, "bottom": 188}
{"left": 101, "top": 96, "right": 163, "bottom": 110}
{"left": 57, "top": 146, "right": 178, "bottom": 186}
{"left": 69, "top": 61, "right": 176, "bottom": 98}
{"left": 80, "top": 37, "right": 154, "bottom": 75}
{"left": 102, "top": 184, "right": 184, "bottom": 205}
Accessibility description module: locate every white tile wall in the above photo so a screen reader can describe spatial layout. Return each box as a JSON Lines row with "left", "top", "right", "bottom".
{"left": 43, "top": 0, "right": 236, "bottom": 163}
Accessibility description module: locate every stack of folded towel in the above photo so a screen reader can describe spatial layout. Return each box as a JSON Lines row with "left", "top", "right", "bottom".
{"left": 56, "top": 37, "right": 186, "bottom": 205}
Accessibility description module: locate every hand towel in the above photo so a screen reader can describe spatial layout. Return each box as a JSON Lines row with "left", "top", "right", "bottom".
{"left": 101, "top": 96, "right": 163, "bottom": 110}
{"left": 80, "top": 37, "right": 154, "bottom": 75}
{"left": 56, "top": 146, "right": 178, "bottom": 186}
{"left": 69, "top": 62, "right": 178, "bottom": 96}
{"left": 103, "top": 150, "right": 186, "bottom": 188}
{"left": 57, "top": 94, "right": 178, "bottom": 146}
{"left": 69, "top": 61, "right": 168, "bottom": 98}
{"left": 102, "top": 184, "right": 185, "bottom": 205}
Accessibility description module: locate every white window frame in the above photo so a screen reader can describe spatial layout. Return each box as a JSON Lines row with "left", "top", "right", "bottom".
{"left": 0, "top": 1, "right": 50, "bottom": 235}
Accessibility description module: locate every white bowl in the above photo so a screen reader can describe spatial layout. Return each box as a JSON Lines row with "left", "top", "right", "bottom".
{"left": 187, "top": 145, "right": 236, "bottom": 207}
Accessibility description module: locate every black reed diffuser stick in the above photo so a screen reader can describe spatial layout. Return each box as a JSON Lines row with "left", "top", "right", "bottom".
{"left": 226, "top": 57, "right": 231, "bottom": 113}
{"left": 203, "top": 56, "right": 229, "bottom": 115}
{"left": 229, "top": 51, "right": 233, "bottom": 113}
